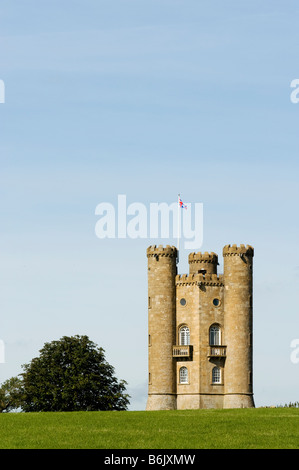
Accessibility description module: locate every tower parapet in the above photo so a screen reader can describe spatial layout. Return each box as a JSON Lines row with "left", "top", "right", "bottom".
{"left": 188, "top": 251, "right": 218, "bottom": 275}
{"left": 223, "top": 244, "right": 254, "bottom": 257}
{"left": 176, "top": 273, "right": 224, "bottom": 286}
{"left": 147, "top": 245, "right": 177, "bottom": 258}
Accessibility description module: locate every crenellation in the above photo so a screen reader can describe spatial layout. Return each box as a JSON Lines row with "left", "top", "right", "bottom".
{"left": 223, "top": 244, "right": 254, "bottom": 257}
{"left": 188, "top": 252, "right": 218, "bottom": 263}
{"left": 176, "top": 273, "right": 199, "bottom": 286}
{"left": 147, "top": 245, "right": 177, "bottom": 258}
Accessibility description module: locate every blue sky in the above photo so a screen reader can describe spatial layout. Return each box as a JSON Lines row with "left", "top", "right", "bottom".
{"left": 0, "top": 0, "right": 299, "bottom": 410}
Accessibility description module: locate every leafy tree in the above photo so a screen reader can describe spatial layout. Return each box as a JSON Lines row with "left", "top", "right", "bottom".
{"left": 0, "top": 377, "right": 24, "bottom": 412}
{"left": 5, "top": 335, "right": 130, "bottom": 412}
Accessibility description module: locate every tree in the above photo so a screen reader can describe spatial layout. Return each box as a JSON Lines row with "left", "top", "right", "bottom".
{"left": 0, "top": 377, "right": 24, "bottom": 412}
{"left": 6, "top": 335, "right": 130, "bottom": 412}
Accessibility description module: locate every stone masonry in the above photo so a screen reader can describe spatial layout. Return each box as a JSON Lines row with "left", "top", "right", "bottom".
{"left": 146, "top": 244, "right": 254, "bottom": 410}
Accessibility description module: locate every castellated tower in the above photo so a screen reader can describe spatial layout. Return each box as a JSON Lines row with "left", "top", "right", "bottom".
{"left": 146, "top": 243, "right": 255, "bottom": 410}
{"left": 223, "top": 244, "right": 254, "bottom": 408}
{"left": 188, "top": 252, "right": 218, "bottom": 275}
{"left": 146, "top": 245, "right": 177, "bottom": 410}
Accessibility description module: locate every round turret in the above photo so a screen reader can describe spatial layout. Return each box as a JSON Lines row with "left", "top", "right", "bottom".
{"left": 188, "top": 251, "right": 218, "bottom": 275}
{"left": 223, "top": 244, "right": 254, "bottom": 408}
{"left": 146, "top": 245, "right": 177, "bottom": 410}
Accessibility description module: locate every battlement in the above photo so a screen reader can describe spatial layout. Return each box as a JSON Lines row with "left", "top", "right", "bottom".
{"left": 223, "top": 244, "right": 254, "bottom": 257}
{"left": 176, "top": 273, "right": 224, "bottom": 286}
{"left": 147, "top": 245, "right": 177, "bottom": 258}
{"left": 188, "top": 252, "right": 218, "bottom": 264}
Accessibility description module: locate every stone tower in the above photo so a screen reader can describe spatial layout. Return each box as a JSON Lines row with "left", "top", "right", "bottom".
{"left": 223, "top": 244, "right": 254, "bottom": 408}
{"left": 146, "top": 245, "right": 177, "bottom": 410}
{"left": 146, "top": 243, "right": 255, "bottom": 410}
{"left": 188, "top": 251, "right": 218, "bottom": 275}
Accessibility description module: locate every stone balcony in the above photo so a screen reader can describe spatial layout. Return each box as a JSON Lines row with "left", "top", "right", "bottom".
{"left": 207, "top": 346, "right": 227, "bottom": 358}
{"left": 172, "top": 345, "right": 193, "bottom": 358}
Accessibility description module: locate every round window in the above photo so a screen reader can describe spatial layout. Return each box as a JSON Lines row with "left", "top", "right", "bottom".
{"left": 180, "top": 298, "right": 187, "bottom": 306}
{"left": 213, "top": 298, "right": 220, "bottom": 307}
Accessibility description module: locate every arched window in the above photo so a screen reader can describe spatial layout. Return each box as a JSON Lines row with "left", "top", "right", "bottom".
{"left": 212, "top": 366, "right": 221, "bottom": 384}
{"left": 179, "top": 326, "right": 190, "bottom": 346}
{"left": 209, "top": 324, "right": 221, "bottom": 346}
{"left": 179, "top": 366, "right": 189, "bottom": 384}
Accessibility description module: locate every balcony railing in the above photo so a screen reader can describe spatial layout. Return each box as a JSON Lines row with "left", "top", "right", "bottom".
{"left": 208, "top": 346, "right": 227, "bottom": 358}
{"left": 173, "top": 345, "right": 193, "bottom": 358}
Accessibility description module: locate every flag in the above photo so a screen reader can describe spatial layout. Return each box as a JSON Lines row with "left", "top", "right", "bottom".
{"left": 179, "top": 196, "right": 187, "bottom": 210}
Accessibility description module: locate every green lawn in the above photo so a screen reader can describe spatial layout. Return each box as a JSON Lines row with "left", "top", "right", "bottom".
{"left": 0, "top": 408, "right": 298, "bottom": 449}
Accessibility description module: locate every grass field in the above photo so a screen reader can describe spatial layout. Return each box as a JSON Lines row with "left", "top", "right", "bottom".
{"left": 0, "top": 408, "right": 298, "bottom": 449}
